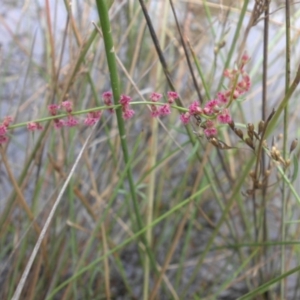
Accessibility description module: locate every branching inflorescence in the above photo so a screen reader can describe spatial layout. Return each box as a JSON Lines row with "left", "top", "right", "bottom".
{"left": 0, "top": 53, "right": 252, "bottom": 146}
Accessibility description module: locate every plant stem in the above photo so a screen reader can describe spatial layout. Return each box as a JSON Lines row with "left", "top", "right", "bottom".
{"left": 95, "top": 0, "right": 158, "bottom": 275}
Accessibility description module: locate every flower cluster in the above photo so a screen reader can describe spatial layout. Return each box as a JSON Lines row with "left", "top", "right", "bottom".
{"left": 102, "top": 91, "right": 114, "bottom": 113}
{"left": 175, "top": 97, "right": 233, "bottom": 137}
{"left": 0, "top": 53, "right": 251, "bottom": 145}
{"left": 0, "top": 116, "right": 13, "bottom": 144}
{"left": 27, "top": 122, "right": 43, "bottom": 131}
{"left": 149, "top": 91, "right": 178, "bottom": 117}
{"left": 119, "top": 94, "right": 135, "bottom": 120}
{"left": 178, "top": 52, "right": 251, "bottom": 138}
{"left": 48, "top": 101, "right": 79, "bottom": 129}
{"left": 47, "top": 101, "right": 102, "bottom": 129}
{"left": 84, "top": 111, "right": 102, "bottom": 126}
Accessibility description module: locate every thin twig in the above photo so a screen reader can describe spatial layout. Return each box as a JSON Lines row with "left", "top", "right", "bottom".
{"left": 169, "top": 0, "right": 203, "bottom": 103}
{"left": 11, "top": 127, "right": 95, "bottom": 300}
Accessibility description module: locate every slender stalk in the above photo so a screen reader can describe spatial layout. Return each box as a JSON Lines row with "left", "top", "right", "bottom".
{"left": 143, "top": 2, "right": 169, "bottom": 298}
{"left": 281, "top": 0, "right": 291, "bottom": 298}
{"left": 216, "top": 0, "right": 249, "bottom": 92}
{"left": 11, "top": 128, "right": 94, "bottom": 300}
{"left": 260, "top": 0, "right": 269, "bottom": 291}
{"left": 143, "top": 122, "right": 157, "bottom": 300}
{"left": 45, "top": 184, "right": 210, "bottom": 299}
{"left": 180, "top": 155, "right": 254, "bottom": 297}
{"left": 169, "top": 0, "right": 202, "bottom": 103}
{"left": 95, "top": 0, "right": 158, "bottom": 277}
{"left": 149, "top": 205, "right": 190, "bottom": 300}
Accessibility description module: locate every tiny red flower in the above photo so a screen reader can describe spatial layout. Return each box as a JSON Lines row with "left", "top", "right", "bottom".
{"left": 150, "top": 105, "right": 160, "bottom": 117}
{"left": 61, "top": 101, "right": 73, "bottom": 113}
{"left": 102, "top": 91, "right": 113, "bottom": 102}
{"left": 2, "top": 116, "right": 13, "bottom": 127}
{"left": 48, "top": 104, "right": 60, "bottom": 116}
{"left": 236, "top": 72, "right": 251, "bottom": 95}
{"left": 204, "top": 120, "right": 217, "bottom": 137}
{"left": 84, "top": 111, "right": 102, "bottom": 126}
{"left": 158, "top": 104, "right": 171, "bottom": 116}
{"left": 204, "top": 99, "right": 219, "bottom": 115}
{"left": 167, "top": 91, "right": 179, "bottom": 104}
{"left": 89, "top": 111, "right": 102, "bottom": 120}
{"left": 65, "top": 115, "right": 79, "bottom": 127}
{"left": 217, "top": 92, "right": 228, "bottom": 104}
{"left": 122, "top": 108, "right": 135, "bottom": 120}
{"left": 223, "top": 69, "right": 237, "bottom": 78}
{"left": 54, "top": 119, "right": 65, "bottom": 129}
{"left": 102, "top": 91, "right": 114, "bottom": 113}
{"left": 180, "top": 112, "right": 191, "bottom": 124}
{"left": 84, "top": 117, "right": 98, "bottom": 126}
{"left": 27, "top": 123, "right": 36, "bottom": 131}
{"left": 225, "top": 89, "right": 239, "bottom": 100}
{"left": 119, "top": 95, "right": 132, "bottom": 106}
{"left": 0, "top": 125, "right": 7, "bottom": 135}
{"left": 204, "top": 127, "right": 217, "bottom": 137}
{"left": 240, "top": 51, "right": 250, "bottom": 69}
{"left": 150, "top": 92, "right": 162, "bottom": 102}
{"left": 217, "top": 109, "right": 232, "bottom": 124}
{"left": 232, "top": 89, "right": 240, "bottom": 99}
{"left": 189, "top": 101, "right": 202, "bottom": 115}
{"left": 27, "top": 122, "right": 43, "bottom": 131}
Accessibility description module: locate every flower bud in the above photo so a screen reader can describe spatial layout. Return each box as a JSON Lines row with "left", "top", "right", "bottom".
{"left": 258, "top": 121, "right": 265, "bottom": 135}
{"left": 290, "top": 138, "right": 298, "bottom": 154}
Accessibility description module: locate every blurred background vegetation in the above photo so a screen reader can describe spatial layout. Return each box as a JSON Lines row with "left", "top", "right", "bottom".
{"left": 1, "top": 0, "right": 300, "bottom": 299}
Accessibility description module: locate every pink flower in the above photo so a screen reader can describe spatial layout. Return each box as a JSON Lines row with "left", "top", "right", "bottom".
{"left": 180, "top": 112, "right": 191, "bottom": 124}
{"left": 217, "top": 92, "right": 228, "bottom": 104}
{"left": 189, "top": 101, "right": 202, "bottom": 115}
{"left": 240, "top": 51, "right": 250, "bottom": 69}
{"left": 119, "top": 95, "right": 132, "bottom": 106}
{"left": 102, "top": 91, "right": 114, "bottom": 113}
{"left": 27, "top": 122, "right": 43, "bottom": 131}
{"left": 158, "top": 104, "right": 171, "bottom": 116}
{"left": 203, "top": 99, "right": 219, "bottom": 115}
{"left": 54, "top": 119, "right": 65, "bottom": 129}
{"left": 232, "top": 89, "right": 240, "bottom": 99}
{"left": 150, "top": 105, "right": 160, "bottom": 117}
{"left": 2, "top": 116, "right": 13, "bottom": 127}
{"left": 223, "top": 69, "right": 237, "bottom": 78}
{"left": 217, "top": 109, "right": 232, "bottom": 124}
{"left": 84, "top": 111, "right": 102, "bottom": 126}
{"left": 91, "top": 111, "right": 102, "bottom": 120}
{"left": 48, "top": 104, "right": 60, "bottom": 116}
{"left": 65, "top": 115, "right": 79, "bottom": 127}
{"left": 119, "top": 95, "right": 134, "bottom": 120}
{"left": 167, "top": 91, "right": 179, "bottom": 104}
{"left": 225, "top": 89, "right": 239, "bottom": 100}
{"left": 0, "top": 116, "right": 11, "bottom": 144}
{"left": 0, "top": 135, "right": 8, "bottom": 144}
{"left": 204, "top": 127, "right": 217, "bottom": 137}
{"left": 84, "top": 117, "right": 98, "bottom": 126}
{"left": 204, "top": 120, "right": 217, "bottom": 137}
{"left": 0, "top": 125, "right": 7, "bottom": 135}
{"left": 236, "top": 72, "right": 251, "bottom": 95}
{"left": 150, "top": 92, "right": 162, "bottom": 102}
{"left": 61, "top": 101, "right": 73, "bottom": 113}
{"left": 122, "top": 108, "right": 135, "bottom": 120}
{"left": 102, "top": 91, "right": 113, "bottom": 102}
